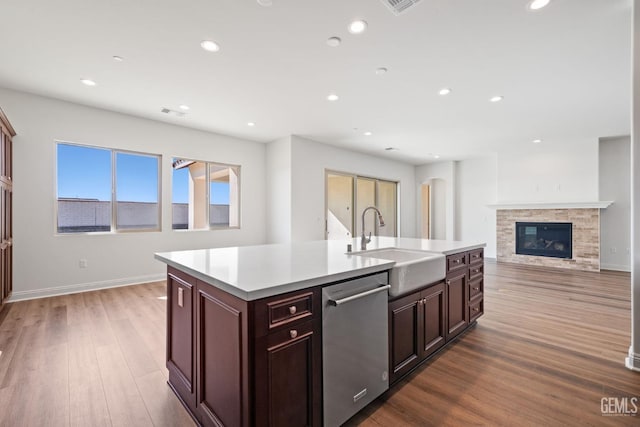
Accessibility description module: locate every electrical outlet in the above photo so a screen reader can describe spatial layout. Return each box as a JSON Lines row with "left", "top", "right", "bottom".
{"left": 79, "top": 259, "right": 88, "bottom": 268}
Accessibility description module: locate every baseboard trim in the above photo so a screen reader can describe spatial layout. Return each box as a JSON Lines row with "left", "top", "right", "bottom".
{"left": 625, "top": 346, "right": 640, "bottom": 372}
{"left": 8, "top": 273, "right": 166, "bottom": 302}
{"left": 601, "top": 263, "right": 631, "bottom": 272}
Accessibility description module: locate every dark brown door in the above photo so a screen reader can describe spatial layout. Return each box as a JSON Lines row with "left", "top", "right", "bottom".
{"left": 389, "top": 291, "right": 421, "bottom": 383}
{"left": 420, "top": 282, "right": 446, "bottom": 358}
{"left": 255, "top": 319, "right": 321, "bottom": 427}
{"left": 446, "top": 271, "right": 468, "bottom": 339}
{"left": 166, "top": 269, "right": 196, "bottom": 415}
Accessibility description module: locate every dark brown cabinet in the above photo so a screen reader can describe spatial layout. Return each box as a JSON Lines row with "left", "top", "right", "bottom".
{"left": 255, "top": 319, "right": 321, "bottom": 427}
{"left": 468, "top": 248, "right": 485, "bottom": 322}
{"left": 166, "top": 272, "right": 321, "bottom": 427}
{"left": 389, "top": 248, "right": 485, "bottom": 384}
{"left": 0, "top": 108, "right": 14, "bottom": 308}
{"left": 445, "top": 270, "right": 468, "bottom": 339}
{"left": 195, "top": 281, "right": 250, "bottom": 427}
{"left": 254, "top": 288, "right": 322, "bottom": 427}
{"left": 389, "top": 281, "right": 446, "bottom": 383}
{"left": 166, "top": 268, "right": 196, "bottom": 415}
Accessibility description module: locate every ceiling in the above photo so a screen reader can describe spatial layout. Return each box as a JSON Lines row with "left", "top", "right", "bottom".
{"left": 0, "top": 0, "right": 632, "bottom": 164}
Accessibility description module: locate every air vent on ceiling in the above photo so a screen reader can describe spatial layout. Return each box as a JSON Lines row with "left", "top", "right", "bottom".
{"left": 160, "top": 108, "right": 186, "bottom": 117}
{"left": 380, "top": 0, "right": 423, "bottom": 15}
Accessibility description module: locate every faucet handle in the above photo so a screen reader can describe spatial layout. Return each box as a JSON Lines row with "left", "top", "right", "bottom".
{"left": 367, "top": 232, "right": 372, "bottom": 243}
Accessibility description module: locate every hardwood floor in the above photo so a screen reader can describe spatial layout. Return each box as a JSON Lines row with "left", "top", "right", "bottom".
{"left": 0, "top": 282, "right": 194, "bottom": 427}
{"left": 348, "top": 261, "right": 639, "bottom": 427}
{"left": 0, "top": 262, "right": 637, "bottom": 426}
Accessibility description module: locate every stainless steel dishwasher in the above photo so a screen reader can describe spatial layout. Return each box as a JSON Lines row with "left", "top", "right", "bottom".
{"left": 322, "top": 272, "right": 390, "bottom": 427}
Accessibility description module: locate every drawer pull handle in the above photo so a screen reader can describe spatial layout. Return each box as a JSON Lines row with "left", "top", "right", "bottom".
{"left": 473, "top": 307, "right": 479, "bottom": 312}
{"left": 178, "top": 287, "right": 184, "bottom": 308}
{"left": 473, "top": 269, "right": 479, "bottom": 273}
{"left": 473, "top": 254, "right": 479, "bottom": 258}
{"left": 447, "top": 280, "right": 451, "bottom": 285}
{"left": 289, "top": 305, "right": 297, "bottom": 315}
{"left": 454, "top": 259, "right": 461, "bottom": 264}
{"left": 290, "top": 330, "right": 298, "bottom": 339}
{"left": 473, "top": 287, "right": 479, "bottom": 291}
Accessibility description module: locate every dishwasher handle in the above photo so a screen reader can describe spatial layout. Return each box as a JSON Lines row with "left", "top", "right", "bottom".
{"left": 328, "top": 285, "right": 391, "bottom": 306}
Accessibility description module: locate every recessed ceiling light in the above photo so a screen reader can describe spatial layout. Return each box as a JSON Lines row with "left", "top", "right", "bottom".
{"left": 327, "top": 37, "right": 341, "bottom": 47}
{"left": 348, "top": 20, "right": 368, "bottom": 34}
{"left": 247, "top": 122, "right": 256, "bottom": 127}
{"left": 179, "top": 105, "right": 190, "bottom": 111}
{"left": 532, "top": 139, "right": 542, "bottom": 144}
{"left": 439, "top": 88, "right": 451, "bottom": 96}
{"left": 112, "top": 55, "right": 124, "bottom": 62}
{"left": 385, "top": 147, "right": 397, "bottom": 151}
{"left": 200, "top": 40, "right": 220, "bottom": 52}
{"left": 375, "top": 67, "right": 388, "bottom": 75}
{"left": 257, "top": 0, "right": 273, "bottom": 6}
{"left": 434, "top": 155, "right": 441, "bottom": 159}
{"left": 528, "top": 0, "right": 550, "bottom": 10}
{"left": 80, "top": 78, "right": 96, "bottom": 86}
{"left": 364, "top": 131, "right": 372, "bottom": 136}
{"left": 327, "top": 93, "right": 339, "bottom": 101}
{"left": 490, "top": 95, "right": 504, "bottom": 103}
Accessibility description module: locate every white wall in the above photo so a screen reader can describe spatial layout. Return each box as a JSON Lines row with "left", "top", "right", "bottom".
{"left": 429, "top": 179, "right": 447, "bottom": 239}
{"left": 455, "top": 156, "right": 498, "bottom": 258}
{"left": 1, "top": 87, "right": 267, "bottom": 300}
{"left": 497, "top": 138, "right": 600, "bottom": 202}
{"left": 415, "top": 161, "right": 456, "bottom": 240}
{"left": 266, "top": 136, "right": 292, "bottom": 243}
{"left": 289, "top": 136, "right": 416, "bottom": 242}
{"left": 600, "top": 136, "right": 631, "bottom": 271}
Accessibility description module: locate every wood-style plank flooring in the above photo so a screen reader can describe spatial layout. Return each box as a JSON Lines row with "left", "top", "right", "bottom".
{"left": 0, "top": 261, "right": 637, "bottom": 426}
{"left": 348, "top": 261, "right": 639, "bottom": 426}
{"left": 0, "top": 282, "right": 194, "bottom": 427}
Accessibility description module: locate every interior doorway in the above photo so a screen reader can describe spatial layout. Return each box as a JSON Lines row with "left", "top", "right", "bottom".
{"left": 421, "top": 179, "right": 446, "bottom": 240}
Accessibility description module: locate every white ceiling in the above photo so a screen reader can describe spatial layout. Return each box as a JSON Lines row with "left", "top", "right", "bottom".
{"left": 0, "top": 0, "right": 632, "bottom": 164}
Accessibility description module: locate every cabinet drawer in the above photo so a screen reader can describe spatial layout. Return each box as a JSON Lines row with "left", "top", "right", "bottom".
{"left": 469, "top": 249, "right": 484, "bottom": 265}
{"left": 254, "top": 289, "right": 320, "bottom": 337}
{"left": 446, "top": 252, "right": 468, "bottom": 273}
{"left": 468, "top": 278, "right": 483, "bottom": 300}
{"left": 469, "top": 263, "right": 484, "bottom": 281}
{"left": 469, "top": 297, "right": 484, "bottom": 323}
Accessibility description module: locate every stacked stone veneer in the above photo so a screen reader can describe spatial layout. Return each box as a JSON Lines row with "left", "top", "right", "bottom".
{"left": 496, "top": 208, "right": 600, "bottom": 271}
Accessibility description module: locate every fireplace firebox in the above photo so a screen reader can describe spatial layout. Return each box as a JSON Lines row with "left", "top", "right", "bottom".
{"left": 515, "top": 222, "right": 572, "bottom": 259}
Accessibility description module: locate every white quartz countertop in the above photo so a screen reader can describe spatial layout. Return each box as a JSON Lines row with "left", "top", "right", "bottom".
{"left": 154, "top": 237, "right": 485, "bottom": 301}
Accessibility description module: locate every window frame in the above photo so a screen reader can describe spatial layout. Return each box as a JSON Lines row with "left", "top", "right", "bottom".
{"left": 171, "top": 157, "right": 241, "bottom": 231}
{"left": 55, "top": 140, "right": 162, "bottom": 235}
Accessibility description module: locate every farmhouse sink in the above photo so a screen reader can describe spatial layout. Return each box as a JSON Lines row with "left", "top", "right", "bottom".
{"left": 352, "top": 248, "right": 446, "bottom": 297}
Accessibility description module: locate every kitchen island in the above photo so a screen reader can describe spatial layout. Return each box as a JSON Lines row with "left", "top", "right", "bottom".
{"left": 155, "top": 237, "right": 485, "bottom": 427}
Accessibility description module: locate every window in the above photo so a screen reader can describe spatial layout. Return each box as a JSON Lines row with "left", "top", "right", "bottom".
{"left": 172, "top": 158, "right": 240, "bottom": 230}
{"left": 325, "top": 171, "right": 398, "bottom": 239}
{"left": 56, "top": 143, "right": 160, "bottom": 233}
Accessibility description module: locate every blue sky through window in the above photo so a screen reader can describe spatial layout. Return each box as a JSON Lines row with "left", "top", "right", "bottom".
{"left": 116, "top": 152, "right": 158, "bottom": 202}
{"left": 58, "top": 146, "right": 231, "bottom": 205}
{"left": 57, "top": 144, "right": 159, "bottom": 202}
{"left": 57, "top": 144, "right": 111, "bottom": 200}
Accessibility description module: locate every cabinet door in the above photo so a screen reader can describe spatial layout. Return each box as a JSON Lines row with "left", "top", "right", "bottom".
{"left": 196, "top": 282, "right": 250, "bottom": 427}
{"left": 420, "top": 282, "right": 446, "bottom": 358}
{"left": 166, "top": 270, "right": 195, "bottom": 413}
{"left": 446, "top": 271, "right": 468, "bottom": 339}
{"left": 389, "top": 291, "right": 421, "bottom": 384}
{"left": 255, "top": 319, "right": 321, "bottom": 427}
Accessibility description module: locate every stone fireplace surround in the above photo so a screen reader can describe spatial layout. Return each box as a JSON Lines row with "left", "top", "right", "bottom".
{"left": 492, "top": 202, "right": 611, "bottom": 272}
